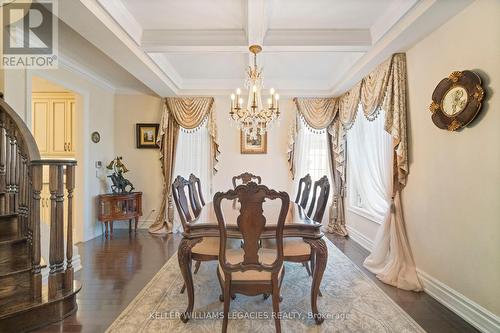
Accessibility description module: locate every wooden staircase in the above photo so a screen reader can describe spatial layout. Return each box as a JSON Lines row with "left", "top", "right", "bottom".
{"left": 0, "top": 97, "right": 80, "bottom": 332}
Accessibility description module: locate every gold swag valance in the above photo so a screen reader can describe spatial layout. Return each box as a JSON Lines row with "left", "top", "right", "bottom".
{"left": 149, "top": 97, "right": 219, "bottom": 235}
{"left": 293, "top": 97, "right": 338, "bottom": 130}
{"left": 290, "top": 53, "right": 408, "bottom": 189}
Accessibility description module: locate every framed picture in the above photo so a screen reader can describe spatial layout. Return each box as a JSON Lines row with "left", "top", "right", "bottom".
{"left": 240, "top": 128, "right": 267, "bottom": 154}
{"left": 136, "top": 123, "right": 160, "bottom": 148}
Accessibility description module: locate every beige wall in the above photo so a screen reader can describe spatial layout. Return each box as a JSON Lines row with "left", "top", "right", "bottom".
{"left": 212, "top": 96, "right": 294, "bottom": 194}
{"left": 113, "top": 95, "right": 295, "bottom": 227}
{"left": 345, "top": 0, "right": 500, "bottom": 317}
{"left": 404, "top": 0, "right": 500, "bottom": 316}
{"left": 113, "top": 94, "right": 163, "bottom": 227}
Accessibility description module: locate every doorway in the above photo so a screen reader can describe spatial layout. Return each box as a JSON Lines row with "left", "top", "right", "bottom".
{"left": 30, "top": 76, "right": 84, "bottom": 246}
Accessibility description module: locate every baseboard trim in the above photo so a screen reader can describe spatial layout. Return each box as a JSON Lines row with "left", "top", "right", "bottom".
{"left": 345, "top": 224, "right": 500, "bottom": 333}
{"left": 346, "top": 225, "right": 374, "bottom": 252}
{"left": 112, "top": 219, "right": 154, "bottom": 229}
{"left": 417, "top": 269, "right": 500, "bottom": 333}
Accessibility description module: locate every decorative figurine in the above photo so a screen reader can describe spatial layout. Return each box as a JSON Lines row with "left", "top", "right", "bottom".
{"left": 106, "top": 156, "right": 135, "bottom": 193}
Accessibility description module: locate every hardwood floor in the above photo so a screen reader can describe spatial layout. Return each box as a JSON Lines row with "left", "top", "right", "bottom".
{"left": 33, "top": 229, "right": 479, "bottom": 333}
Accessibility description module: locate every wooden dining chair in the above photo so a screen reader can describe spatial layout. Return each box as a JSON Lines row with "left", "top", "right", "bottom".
{"left": 172, "top": 175, "right": 218, "bottom": 293}
{"left": 294, "top": 174, "right": 312, "bottom": 210}
{"left": 231, "top": 172, "right": 262, "bottom": 188}
{"left": 264, "top": 176, "right": 330, "bottom": 282}
{"left": 307, "top": 176, "right": 330, "bottom": 223}
{"left": 214, "top": 182, "right": 290, "bottom": 333}
{"left": 189, "top": 173, "right": 205, "bottom": 216}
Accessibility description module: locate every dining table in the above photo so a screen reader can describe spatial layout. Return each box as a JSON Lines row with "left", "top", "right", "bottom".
{"left": 177, "top": 199, "right": 328, "bottom": 324}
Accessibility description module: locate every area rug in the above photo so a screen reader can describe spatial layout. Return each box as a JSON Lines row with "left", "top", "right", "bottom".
{"left": 106, "top": 239, "right": 425, "bottom": 333}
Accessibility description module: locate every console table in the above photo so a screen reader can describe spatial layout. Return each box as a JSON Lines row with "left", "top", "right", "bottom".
{"left": 97, "top": 192, "right": 142, "bottom": 238}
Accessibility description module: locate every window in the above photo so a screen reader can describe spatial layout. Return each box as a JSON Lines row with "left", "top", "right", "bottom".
{"left": 173, "top": 125, "right": 212, "bottom": 231}
{"left": 294, "top": 118, "right": 331, "bottom": 218}
{"left": 346, "top": 105, "right": 393, "bottom": 223}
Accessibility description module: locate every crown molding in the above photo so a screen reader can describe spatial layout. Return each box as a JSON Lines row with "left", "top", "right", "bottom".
{"left": 330, "top": 0, "right": 474, "bottom": 96}
{"left": 96, "top": 0, "right": 143, "bottom": 45}
{"left": 370, "top": 0, "right": 419, "bottom": 44}
{"left": 58, "top": 54, "right": 117, "bottom": 92}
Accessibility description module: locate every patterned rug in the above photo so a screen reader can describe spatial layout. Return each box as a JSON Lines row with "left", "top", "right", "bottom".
{"left": 107, "top": 239, "right": 425, "bottom": 332}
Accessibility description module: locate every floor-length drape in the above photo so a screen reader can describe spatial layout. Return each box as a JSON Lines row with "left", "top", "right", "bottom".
{"left": 327, "top": 119, "right": 347, "bottom": 236}
{"left": 149, "top": 106, "right": 179, "bottom": 234}
{"left": 347, "top": 106, "right": 393, "bottom": 222}
{"left": 291, "top": 53, "right": 421, "bottom": 291}
{"left": 149, "top": 97, "right": 217, "bottom": 234}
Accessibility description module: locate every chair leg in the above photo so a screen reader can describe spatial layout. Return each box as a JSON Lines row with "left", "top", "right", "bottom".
{"left": 180, "top": 284, "right": 186, "bottom": 294}
{"left": 193, "top": 261, "right": 201, "bottom": 274}
{"left": 303, "top": 262, "right": 312, "bottom": 276}
{"left": 271, "top": 277, "right": 282, "bottom": 333}
{"left": 222, "top": 279, "right": 231, "bottom": 333}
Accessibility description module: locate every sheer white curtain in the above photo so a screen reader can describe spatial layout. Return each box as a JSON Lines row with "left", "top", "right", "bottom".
{"left": 347, "top": 105, "right": 393, "bottom": 223}
{"left": 294, "top": 117, "right": 331, "bottom": 224}
{"left": 172, "top": 125, "right": 212, "bottom": 232}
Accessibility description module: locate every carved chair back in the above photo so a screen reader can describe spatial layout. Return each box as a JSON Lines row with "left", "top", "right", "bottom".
{"left": 189, "top": 173, "right": 205, "bottom": 215}
{"left": 307, "top": 176, "right": 330, "bottom": 223}
{"left": 232, "top": 172, "right": 262, "bottom": 188}
{"left": 295, "top": 174, "right": 312, "bottom": 210}
{"left": 172, "top": 175, "right": 197, "bottom": 230}
{"left": 213, "top": 182, "right": 290, "bottom": 276}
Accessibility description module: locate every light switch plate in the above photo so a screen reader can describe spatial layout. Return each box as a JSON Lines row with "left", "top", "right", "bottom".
{"left": 95, "top": 161, "right": 102, "bottom": 168}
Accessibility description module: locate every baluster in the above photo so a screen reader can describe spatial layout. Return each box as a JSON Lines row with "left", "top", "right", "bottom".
{"left": 48, "top": 164, "right": 65, "bottom": 298}
{"left": 31, "top": 163, "right": 42, "bottom": 300}
{"left": 65, "top": 164, "right": 75, "bottom": 291}
{"left": 0, "top": 122, "right": 5, "bottom": 214}
{"left": 8, "top": 127, "right": 16, "bottom": 212}
{"left": 5, "top": 123, "right": 11, "bottom": 212}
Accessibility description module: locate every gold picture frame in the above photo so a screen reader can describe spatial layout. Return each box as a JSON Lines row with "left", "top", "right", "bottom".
{"left": 136, "top": 123, "right": 159, "bottom": 148}
{"left": 240, "top": 129, "right": 267, "bottom": 154}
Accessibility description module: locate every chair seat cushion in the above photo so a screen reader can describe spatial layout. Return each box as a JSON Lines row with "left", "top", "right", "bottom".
{"left": 192, "top": 237, "right": 220, "bottom": 256}
{"left": 262, "top": 237, "right": 311, "bottom": 257}
{"left": 218, "top": 248, "right": 283, "bottom": 281}
{"left": 192, "top": 237, "right": 239, "bottom": 256}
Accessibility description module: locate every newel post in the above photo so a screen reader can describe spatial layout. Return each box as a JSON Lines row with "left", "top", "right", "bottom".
{"left": 31, "top": 163, "right": 42, "bottom": 300}
{"left": 48, "top": 164, "right": 65, "bottom": 298}
{"left": 65, "top": 164, "right": 75, "bottom": 291}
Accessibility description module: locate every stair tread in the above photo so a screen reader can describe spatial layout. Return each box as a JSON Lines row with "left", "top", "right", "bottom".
{"left": 0, "top": 255, "right": 30, "bottom": 276}
{"left": 0, "top": 237, "right": 26, "bottom": 246}
{"left": 0, "top": 267, "right": 31, "bottom": 278}
{"left": 0, "top": 280, "right": 82, "bottom": 319}
{"left": 0, "top": 213, "right": 17, "bottom": 220}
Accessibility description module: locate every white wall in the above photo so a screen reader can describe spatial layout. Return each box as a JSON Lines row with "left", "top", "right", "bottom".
{"left": 4, "top": 66, "right": 115, "bottom": 243}
{"left": 344, "top": 0, "right": 500, "bottom": 323}
{"left": 113, "top": 94, "right": 163, "bottom": 227}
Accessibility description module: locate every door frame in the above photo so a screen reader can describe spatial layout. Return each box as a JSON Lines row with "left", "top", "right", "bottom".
{"left": 26, "top": 70, "right": 90, "bottom": 245}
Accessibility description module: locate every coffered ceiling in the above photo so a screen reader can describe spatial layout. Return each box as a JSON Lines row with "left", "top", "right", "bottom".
{"left": 56, "top": 0, "right": 473, "bottom": 96}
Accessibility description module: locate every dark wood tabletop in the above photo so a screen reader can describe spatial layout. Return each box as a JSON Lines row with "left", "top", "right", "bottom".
{"left": 184, "top": 200, "right": 324, "bottom": 239}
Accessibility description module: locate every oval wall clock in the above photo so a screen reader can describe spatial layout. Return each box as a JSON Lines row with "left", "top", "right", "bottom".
{"left": 429, "top": 70, "right": 485, "bottom": 131}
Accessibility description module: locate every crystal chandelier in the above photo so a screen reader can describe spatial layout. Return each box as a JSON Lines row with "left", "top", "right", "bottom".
{"left": 230, "top": 45, "right": 280, "bottom": 140}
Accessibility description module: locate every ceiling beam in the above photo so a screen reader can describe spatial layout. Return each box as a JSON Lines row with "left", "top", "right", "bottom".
{"left": 141, "top": 29, "right": 372, "bottom": 53}
{"left": 245, "top": 0, "right": 267, "bottom": 46}
{"left": 57, "top": 0, "right": 178, "bottom": 96}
